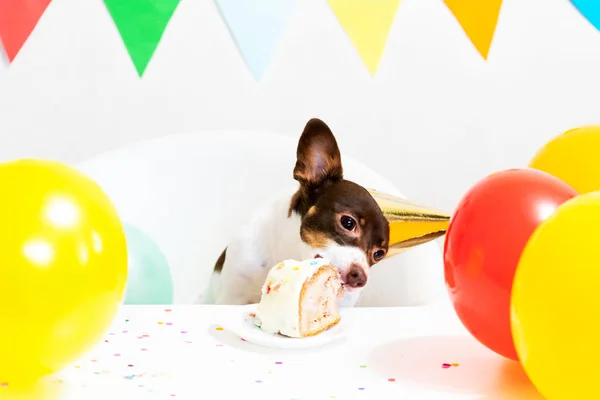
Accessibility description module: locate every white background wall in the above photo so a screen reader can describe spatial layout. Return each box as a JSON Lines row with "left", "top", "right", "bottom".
{"left": 0, "top": 0, "right": 599, "bottom": 212}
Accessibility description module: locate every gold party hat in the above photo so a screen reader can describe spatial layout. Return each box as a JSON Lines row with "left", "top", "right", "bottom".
{"left": 368, "top": 189, "right": 450, "bottom": 257}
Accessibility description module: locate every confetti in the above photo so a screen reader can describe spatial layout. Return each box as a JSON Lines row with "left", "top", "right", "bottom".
{"left": 128, "top": 364, "right": 134, "bottom": 367}
{"left": 442, "top": 363, "right": 451, "bottom": 368}
{"left": 114, "top": 354, "right": 121, "bottom": 357}
{"left": 165, "top": 308, "right": 172, "bottom": 312}
{"left": 452, "top": 363, "right": 459, "bottom": 367}
{"left": 158, "top": 322, "right": 164, "bottom": 325}
{"left": 216, "top": 344, "right": 223, "bottom": 347}
{"left": 388, "top": 378, "right": 396, "bottom": 382}
{"left": 181, "top": 331, "right": 188, "bottom": 334}
{"left": 215, "top": 327, "right": 224, "bottom": 331}
{"left": 125, "top": 319, "right": 130, "bottom": 322}
{"left": 275, "top": 361, "right": 282, "bottom": 364}
{"left": 166, "top": 322, "right": 173, "bottom": 326}
{"left": 1, "top": 383, "right": 8, "bottom": 387}
{"left": 241, "top": 338, "right": 247, "bottom": 342}
{"left": 358, "top": 387, "right": 365, "bottom": 390}
{"left": 255, "top": 380, "right": 262, "bottom": 383}
{"left": 141, "top": 348, "right": 148, "bottom": 351}
{"left": 360, "top": 365, "right": 367, "bottom": 368}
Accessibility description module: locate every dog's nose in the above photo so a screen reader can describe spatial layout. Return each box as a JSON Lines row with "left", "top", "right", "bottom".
{"left": 345, "top": 265, "right": 367, "bottom": 288}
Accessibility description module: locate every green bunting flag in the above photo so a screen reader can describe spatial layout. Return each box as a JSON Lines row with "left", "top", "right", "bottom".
{"left": 104, "top": 0, "right": 180, "bottom": 77}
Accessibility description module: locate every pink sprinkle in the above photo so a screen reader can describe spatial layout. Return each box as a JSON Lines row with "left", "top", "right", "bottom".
{"left": 166, "top": 322, "right": 173, "bottom": 326}
{"left": 275, "top": 361, "right": 282, "bottom": 365}
{"left": 241, "top": 338, "right": 247, "bottom": 342}
{"left": 141, "top": 348, "right": 148, "bottom": 351}
{"left": 181, "top": 331, "right": 187, "bottom": 334}
{"left": 114, "top": 354, "right": 121, "bottom": 357}
{"left": 91, "top": 360, "right": 97, "bottom": 363}
{"left": 442, "top": 363, "right": 451, "bottom": 369}
{"left": 122, "top": 330, "right": 128, "bottom": 334}
{"left": 1, "top": 383, "right": 8, "bottom": 387}
{"left": 137, "top": 336, "right": 144, "bottom": 339}
{"left": 165, "top": 309, "right": 172, "bottom": 312}
{"left": 138, "top": 385, "right": 144, "bottom": 388}
{"left": 216, "top": 344, "right": 223, "bottom": 347}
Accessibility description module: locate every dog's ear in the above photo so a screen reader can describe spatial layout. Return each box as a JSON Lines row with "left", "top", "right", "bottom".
{"left": 293, "top": 118, "right": 343, "bottom": 188}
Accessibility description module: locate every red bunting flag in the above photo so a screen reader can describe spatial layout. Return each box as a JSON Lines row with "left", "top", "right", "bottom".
{"left": 0, "top": 0, "right": 53, "bottom": 62}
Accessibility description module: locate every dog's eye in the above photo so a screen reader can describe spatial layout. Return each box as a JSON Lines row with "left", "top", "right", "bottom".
{"left": 340, "top": 215, "right": 356, "bottom": 231}
{"left": 373, "top": 250, "right": 386, "bottom": 261}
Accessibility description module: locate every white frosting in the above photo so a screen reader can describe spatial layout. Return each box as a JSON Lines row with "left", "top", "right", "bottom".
{"left": 257, "top": 258, "right": 341, "bottom": 337}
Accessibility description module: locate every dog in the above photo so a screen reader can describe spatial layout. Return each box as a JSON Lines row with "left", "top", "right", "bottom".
{"left": 202, "top": 118, "right": 390, "bottom": 307}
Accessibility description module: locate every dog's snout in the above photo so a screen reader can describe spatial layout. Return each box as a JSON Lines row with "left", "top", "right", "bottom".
{"left": 345, "top": 265, "right": 367, "bottom": 288}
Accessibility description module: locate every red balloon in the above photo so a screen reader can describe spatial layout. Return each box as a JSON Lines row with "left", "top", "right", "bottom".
{"left": 443, "top": 168, "right": 577, "bottom": 360}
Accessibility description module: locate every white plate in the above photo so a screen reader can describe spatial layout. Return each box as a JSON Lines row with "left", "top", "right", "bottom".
{"left": 218, "top": 304, "right": 349, "bottom": 349}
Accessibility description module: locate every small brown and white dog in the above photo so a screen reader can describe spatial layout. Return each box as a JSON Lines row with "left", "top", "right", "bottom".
{"left": 202, "top": 118, "right": 390, "bottom": 307}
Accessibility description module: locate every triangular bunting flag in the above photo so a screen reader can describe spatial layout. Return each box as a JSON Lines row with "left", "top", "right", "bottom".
{"left": 444, "top": 0, "right": 503, "bottom": 59}
{"left": 570, "top": 0, "right": 600, "bottom": 31}
{"left": 104, "top": 0, "right": 180, "bottom": 77}
{"left": 0, "top": 0, "right": 52, "bottom": 62}
{"left": 327, "top": 0, "right": 401, "bottom": 76}
{"left": 214, "top": 0, "right": 296, "bottom": 81}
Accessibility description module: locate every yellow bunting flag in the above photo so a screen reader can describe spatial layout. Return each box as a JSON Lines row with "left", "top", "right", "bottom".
{"left": 444, "top": 0, "right": 503, "bottom": 59}
{"left": 368, "top": 190, "right": 450, "bottom": 258}
{"left": 328, "top": 0, "right": 401, "bottom": 75}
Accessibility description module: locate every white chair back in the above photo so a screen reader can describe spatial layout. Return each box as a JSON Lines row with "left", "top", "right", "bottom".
{"left": 75, "top": 131, "right": 446, "bottom": 306}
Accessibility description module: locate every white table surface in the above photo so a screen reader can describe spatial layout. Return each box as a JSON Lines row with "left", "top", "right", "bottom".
{"left": 2, "top": 303, "right": 543, "bottom": 400}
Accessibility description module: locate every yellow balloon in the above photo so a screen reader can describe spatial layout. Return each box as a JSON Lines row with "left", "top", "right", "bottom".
{"left": 0, "top": 159, "right": 127, "bottom": 382}
{"left": 529, "top": 125, "right": 600, "bottom": 194}
{"left": 511, "top": 191, "right": 600, "bottom": 399}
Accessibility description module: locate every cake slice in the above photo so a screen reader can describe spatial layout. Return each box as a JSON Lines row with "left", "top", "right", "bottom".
{"left": 256, "top": 258, "right": 344, "bottom": 338}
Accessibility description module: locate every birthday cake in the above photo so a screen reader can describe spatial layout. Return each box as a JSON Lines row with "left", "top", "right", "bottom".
{"left": 256, "top": 258, "right": 344, "bottom": 338}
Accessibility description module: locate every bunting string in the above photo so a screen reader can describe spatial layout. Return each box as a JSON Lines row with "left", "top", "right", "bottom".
{"left": 0, "top": 0, "right": 597, "bottom": 78}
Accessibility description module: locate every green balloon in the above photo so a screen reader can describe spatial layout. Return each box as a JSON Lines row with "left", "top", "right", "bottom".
{"left": 123, "top": 223, "right": 173, "bottom": 305}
